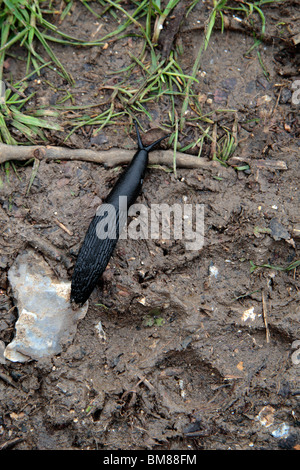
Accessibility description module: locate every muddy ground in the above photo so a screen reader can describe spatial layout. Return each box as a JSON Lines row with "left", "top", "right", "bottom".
{"left": 0, "top": 1, "right": 299, "bottom": 450}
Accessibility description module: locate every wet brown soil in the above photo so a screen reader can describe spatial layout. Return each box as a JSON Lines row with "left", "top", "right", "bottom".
{"left": 0, "top": 1, "right": 299, "bottom": 450}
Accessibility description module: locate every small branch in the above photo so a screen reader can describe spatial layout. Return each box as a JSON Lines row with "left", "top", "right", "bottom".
{"left": 0, "top": 437, "right": 24, "bottom": 450}
{"left": 0, "top": 371, "right": 20, "bottom": 390}
{"left": 3, "top": 79, "right": 27, "bottom": 98}
{"left": 0, "top": 143, "right": 288, "bottom": 172}
{"left": 0, "top": 143, "right": 219, "bottom": 170}
{"left": 262, "top": 290, "right": 270, "bottom": 343}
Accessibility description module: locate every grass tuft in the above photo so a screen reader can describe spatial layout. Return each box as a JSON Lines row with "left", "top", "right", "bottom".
{"left": 0, "top": 0, "right": 285, "bottom": 172}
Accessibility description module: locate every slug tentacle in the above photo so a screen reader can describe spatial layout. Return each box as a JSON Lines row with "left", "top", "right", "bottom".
{"left": 134, "top": 120, "right": 167, "bottom": 152}
{"left": 144, "top": 135, "right": 171, "bottom": 152}
{"left": 70, "top": 121, "right": 169, "bottom": 307}
{"left": 135, "top": 120, "right": 144, "bottom": 150}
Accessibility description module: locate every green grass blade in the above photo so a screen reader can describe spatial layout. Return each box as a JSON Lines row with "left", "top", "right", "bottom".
{"left": 10, "top": 107, "right": 62, "bottom": 131}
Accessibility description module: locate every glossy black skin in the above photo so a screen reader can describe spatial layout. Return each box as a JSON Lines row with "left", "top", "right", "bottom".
{"left": 70, "top": 122, "right": 168, "bottom": 306}
{"left": 105, "top": 147, "right": 148, "bottom": 207}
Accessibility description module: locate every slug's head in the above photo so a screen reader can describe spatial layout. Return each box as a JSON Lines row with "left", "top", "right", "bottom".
{"left": 134, "top": 120, "right": 169, "bottom": 152}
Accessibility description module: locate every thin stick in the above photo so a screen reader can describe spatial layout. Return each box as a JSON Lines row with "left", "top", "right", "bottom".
{"left": 54, "top": 218, "right": 73, "bottom": 236}
{"left": 0, "top": 371, "right": 20, "bottom": 389}
{"left": 210, "top": 122, "right": 217, "bottom": 160}
{"left": 262, "top": 290, "right": 270, "bottom": 343}
{"left": 0, "top": 437, "right": 24, "bottom": 450}
{"left": 0, "top": 143, "right": 219, "bottom": 170}
{"left": 0, "top": 143, "right": 287, "bottom": 172}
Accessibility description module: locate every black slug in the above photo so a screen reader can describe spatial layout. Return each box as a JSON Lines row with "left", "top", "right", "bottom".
{"left": 70, "top": 121, "right": 169, "bottom": 306}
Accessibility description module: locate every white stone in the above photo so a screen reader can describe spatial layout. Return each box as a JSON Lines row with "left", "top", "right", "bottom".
{"left": 4, "top": 249, "right": 88, "bottom": 362}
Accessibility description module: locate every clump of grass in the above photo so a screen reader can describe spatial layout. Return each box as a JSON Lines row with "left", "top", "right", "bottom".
{"left": 0, "top": 0, "right": 98, "bottom": 145}
{"left": 0, "top": 0, "right": 71, "bottom": 84}
{"left": 0, "top": 0, "right": 285, "bottom": 173}
{"left": 0, "top": 76, "right": 62, "bottom": 144}
{"left": 0, "top": 0, "right": 161, "bottom": 145}
{"left": 0, "top": 0, "right": 115, "bottom": 84}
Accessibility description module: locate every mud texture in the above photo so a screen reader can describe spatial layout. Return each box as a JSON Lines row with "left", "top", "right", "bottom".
{"left": 0, "top": 1, "right": 299, "bottom": 450}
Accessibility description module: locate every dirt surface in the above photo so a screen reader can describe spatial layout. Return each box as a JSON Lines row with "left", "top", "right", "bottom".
{"left": 0, "top": 1, "right": 299, "bottom": 450}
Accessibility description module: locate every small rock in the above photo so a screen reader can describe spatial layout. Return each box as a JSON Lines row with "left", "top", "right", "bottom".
{"left": 279, "top": 88, "right": 292, "bottom": 104}
{"left": 272, "top": 423, "right": 290, "bottom": 439}
{"left": 269, "top": 218, "right": 291, "bottom": 241}
{"left": 4, "top": 249, "right": 88, "bottom": 362}
{"left": 89, "top": 133, "right": 108, "bottom": 146}
{"left": 209, "top": 263, "right": 219, "bottom": 278}
{"left": 256, "top": 405, "right": 275, "bottom": 427}
{"left": 95, "top": 321, "right": 106, "bottom": 342}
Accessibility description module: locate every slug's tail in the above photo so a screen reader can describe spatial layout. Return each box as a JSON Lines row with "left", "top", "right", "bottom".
{"left": 134, "top": 120, "right": 169, "bottom": 152}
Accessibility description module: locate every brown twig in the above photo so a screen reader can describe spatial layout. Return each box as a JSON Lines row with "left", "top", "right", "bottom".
{"left": 3, "top": 79, "right": 26, "bottom": 98}
{"left": 0, "top": 371, "right": 20, "bottom": 390}
{"left": 0, "top": 143, "right": 220, "bottom": 170}
{"left": 54, "top": 218, "right": 73, "bottom": 236}
{"left": 0, "top": 437, "right": 24, "bottom": 450}
{"left": 0, "top": 143, "right": 288, "bottom": 173}
{"left": 210, "top": 123, "right": 217, "bottom": 160}
{"left": 262, "top": 290, "right": 270, "bottom": 343}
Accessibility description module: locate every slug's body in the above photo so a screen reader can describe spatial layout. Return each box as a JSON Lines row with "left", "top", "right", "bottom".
{"left": 70, "top": 121, "right": 168, "bottom": 306}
